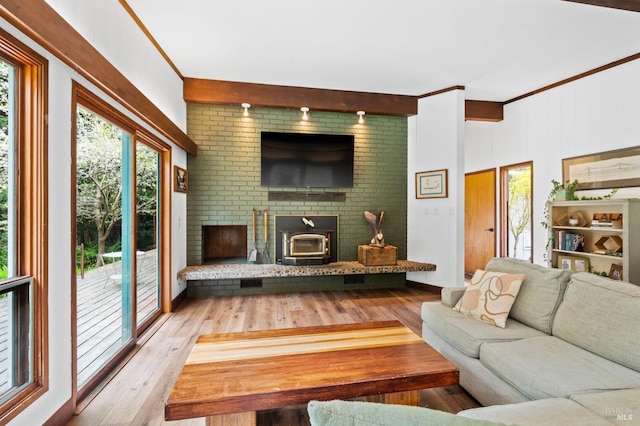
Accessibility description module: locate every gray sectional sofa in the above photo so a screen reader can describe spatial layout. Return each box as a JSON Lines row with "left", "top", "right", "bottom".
{"left": 423, "top": 257, "right": 640, "bottom": 424}
{"left": 307, "top": 257, "right": 640, "bottom": 425}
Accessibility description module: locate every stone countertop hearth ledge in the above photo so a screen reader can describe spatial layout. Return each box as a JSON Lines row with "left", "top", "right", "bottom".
{"left": 178, "top": 260, "right": 436, "bottom": 281}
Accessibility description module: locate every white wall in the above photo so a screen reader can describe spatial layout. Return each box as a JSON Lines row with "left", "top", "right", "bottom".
{"left": 43, "top": 0, "right": 186, "bottom": 129}
{"left": 407, "top": 90, "right": 466, "bottom": 287}
{"left": 2, "top": 7, "right": 188, "bottom": 425}
{"left": 465, "top": 58, "right": 640, "bottom": 266}
{"left": 172, "top": 149, "right": 188, "bottom": 296}
{"left": 407, "top": 59, "right": 640, "bottom": 287}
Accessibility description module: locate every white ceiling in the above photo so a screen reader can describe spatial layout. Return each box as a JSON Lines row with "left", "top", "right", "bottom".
{"left": 126, "top": 0, "right": 640, "bottom": 102}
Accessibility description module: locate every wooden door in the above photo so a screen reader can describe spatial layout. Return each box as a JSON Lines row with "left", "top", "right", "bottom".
{"left": 465, "top": 169, "right": 496, "bottom": 275}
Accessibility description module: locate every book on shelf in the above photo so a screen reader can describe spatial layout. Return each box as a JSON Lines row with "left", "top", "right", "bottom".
{"left": 556, "top": 230, "right": 565, "bottom": 249}
{"left": 564, "top": 232, "right": 574, "bottom": 250}
{"left": 556, "top": 231, "right": 585, "bottom": 251}
{"left": 591, "top": 213, "right": 623, "bottom": 228}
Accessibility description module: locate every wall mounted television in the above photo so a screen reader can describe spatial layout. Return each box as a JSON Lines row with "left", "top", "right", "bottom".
{"left": 261, "top": 131, "right": 355, "bottom": 188}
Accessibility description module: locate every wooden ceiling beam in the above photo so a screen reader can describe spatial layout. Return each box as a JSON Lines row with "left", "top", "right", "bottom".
{"left": 418, "top": 87, "right": 504, "bottom": 122}
{"left": 563, "top": 0, "right": 640, "bottom": 12}
{"left": 183, "top": 78, "right": 418, "bottom": 117}
{"left": 465, "top": 100, "right": 504, "bottom": 122}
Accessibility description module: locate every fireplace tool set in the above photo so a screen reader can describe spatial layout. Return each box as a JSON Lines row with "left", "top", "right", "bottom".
{"left": 248, "top": 209, "right": 258, "bottom": 262}
{"left": 248, "top": 209, "right": 270, "bottom": 263}
{"left": 262, "top": 210, "right": 271, "bottom": 263}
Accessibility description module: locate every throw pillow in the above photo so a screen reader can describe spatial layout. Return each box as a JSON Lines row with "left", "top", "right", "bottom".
{"left": 453, "top": 270, "right": 525, "bottom": 328}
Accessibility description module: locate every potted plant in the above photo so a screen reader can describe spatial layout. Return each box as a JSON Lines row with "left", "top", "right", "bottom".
{"left": 550, "top": 179, "right": 579, "bottom": 201}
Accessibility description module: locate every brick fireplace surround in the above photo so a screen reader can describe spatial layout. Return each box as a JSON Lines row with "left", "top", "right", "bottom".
{"left": 186, "top": 105, "right": 409, "bottom": 295}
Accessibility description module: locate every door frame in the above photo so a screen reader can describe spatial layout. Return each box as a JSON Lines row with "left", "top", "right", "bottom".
{"left": 464, "top": 168, "right": 497, "bottom": 275}
{"left": 499, "top": 161, "right": 533, "bottom": 261}
{"left": 70, "top": 82, "right": 172, "bottom": 408}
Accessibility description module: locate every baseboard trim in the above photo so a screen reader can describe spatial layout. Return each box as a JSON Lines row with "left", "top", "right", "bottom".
{"left": 406, "top": 280, "right": 442, "bottom": 294}
{"left": 171, "top": 288, "right": 188, "bottom": 311}
{"left": 44, "top": 397, "right": 74, "bottom": 426}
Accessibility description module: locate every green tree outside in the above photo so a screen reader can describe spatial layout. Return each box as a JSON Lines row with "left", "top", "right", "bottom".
{"left": 507, "top": 166, "right": 532, "bottom": 259}
{"left": 75, "top": 108, "right": 158, "bottom": 269}
{"left": 0, "top": 61, "right": 11, "bottom": 278}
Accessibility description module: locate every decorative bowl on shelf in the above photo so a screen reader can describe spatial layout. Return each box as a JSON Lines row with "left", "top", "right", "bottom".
{"left": 555, "top": 211, "right": 587, "bottom": 227}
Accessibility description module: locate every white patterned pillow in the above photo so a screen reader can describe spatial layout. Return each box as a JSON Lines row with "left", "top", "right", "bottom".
{"left": 453, "top": 270, "right": 525, "bottom": 328}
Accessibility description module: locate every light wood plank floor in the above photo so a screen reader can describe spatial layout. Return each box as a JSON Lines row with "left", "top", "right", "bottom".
{"left": 67, "top": 287, "right": 479, "bottom": 426}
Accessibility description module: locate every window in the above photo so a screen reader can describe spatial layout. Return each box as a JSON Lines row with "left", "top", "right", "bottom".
{"left": 0, "top": 29, "right": 48, "bottom": 422}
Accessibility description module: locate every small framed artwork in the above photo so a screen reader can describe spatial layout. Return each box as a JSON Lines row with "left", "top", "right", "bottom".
{"left": 416, "top": 169, "right": 448, "bottom": 199}
{"left": 609, "top": 264, "right": 623, "bottom": 281}
{"left": 174, "top": 166, "right": 188, "bottom": 193}
{"left": 557, "top": 254, "right": 590, "bottom": 273}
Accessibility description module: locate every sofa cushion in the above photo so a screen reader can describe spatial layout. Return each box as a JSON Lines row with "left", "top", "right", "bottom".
{"left": 422, "top": 302, "right": 546, "bottom": 359}
{"left": 453, "top": 270, "right": 525, "bottom": 328}
{"left": 479, "top": 336, "right": 640, "bottom": 400}
{"left": 485, "top": 257, "right": 571, "bottom": 334}
{"left": 569, "top": 389, "right": 640, "bottom": 423}
{"left": 422, "top": 320, "right": 533, "bottom": 406}
{"left": 552, "top": 272, "right": 640, "bottom": 372}
{"left": 459, "top": 397, "right": 611, "bottom": 426}
{"left": 307, "top": 400, "right": 507, "bottom": 426}
{"left": 442, "top": 286, "right": 467, "bottom": 308}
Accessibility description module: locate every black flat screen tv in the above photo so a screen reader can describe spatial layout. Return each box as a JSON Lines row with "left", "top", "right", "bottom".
{"left": 261, "top": 131, "right": 354, "bottom": 188}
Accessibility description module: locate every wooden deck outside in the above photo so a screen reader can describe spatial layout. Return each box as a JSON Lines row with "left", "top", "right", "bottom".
{"left": 0, "top": 249, "right": 160, "bottom": 393}
{"left": 76, "top": 249, "right": 159, "bottom": 386}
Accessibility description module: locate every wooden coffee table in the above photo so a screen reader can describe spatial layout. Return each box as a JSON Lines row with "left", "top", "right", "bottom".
{"left": 165, "top": 320, "right": 458, "bottom": 424}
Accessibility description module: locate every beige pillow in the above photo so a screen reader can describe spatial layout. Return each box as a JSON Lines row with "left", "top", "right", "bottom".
{"left": 453, "top": 270, "right": 525, "bottom": 328}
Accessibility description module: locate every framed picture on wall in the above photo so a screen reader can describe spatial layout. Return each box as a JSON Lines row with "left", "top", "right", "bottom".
{"left": 562, "top": 146, "right": 640, "bottom": 190}
{"left": 416, "top": 169, "right": 448, "bottom": 199}
{"left": 174, "top": 166, "right": 188, "bottom": 193}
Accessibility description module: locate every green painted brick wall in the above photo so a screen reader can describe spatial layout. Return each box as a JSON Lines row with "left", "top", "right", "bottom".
{"left": 186, "top": 104, "right": 407, "bottom": 293}
{"left": 187, "top": 274, "right": 406, "bottom": 298}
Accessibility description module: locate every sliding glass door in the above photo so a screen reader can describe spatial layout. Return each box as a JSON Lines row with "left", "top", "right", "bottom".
{"left": 73, "top": 94, "right": 165, "bottom": 397}
{"left": 75, "top": 107, "right": 133, "bottom": 389}
{"left": 135, "top": 142, "right": 160, "bottom": 327}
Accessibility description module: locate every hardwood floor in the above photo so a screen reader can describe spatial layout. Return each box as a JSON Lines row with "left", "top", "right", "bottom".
{"left": 67, "top": 287, "right": 479, "bottom": 425}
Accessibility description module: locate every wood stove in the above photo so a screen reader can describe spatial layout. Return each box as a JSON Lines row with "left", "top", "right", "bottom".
{"left": 282, "top": 231, "right": 331, "bottom": 265}
{"left": 275, "top": 215, "right": 338, "bottom": 265}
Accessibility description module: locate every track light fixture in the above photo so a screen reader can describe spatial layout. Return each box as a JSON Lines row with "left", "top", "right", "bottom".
{"left": 357, "top": 111, "right": 365, "bottom": 124}
{"left": 301, "top": 106, "right": 309, "bottom": 120}
{"left": 241, "top": 103, "right": 251, "bottom": 116}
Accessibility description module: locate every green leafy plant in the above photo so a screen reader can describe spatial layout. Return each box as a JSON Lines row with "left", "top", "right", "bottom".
{"left": 541, "top": 179, "right": 579, "bottom": 263}
{"left": 580, "top": 188, "right": 618, "bottom": 200}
